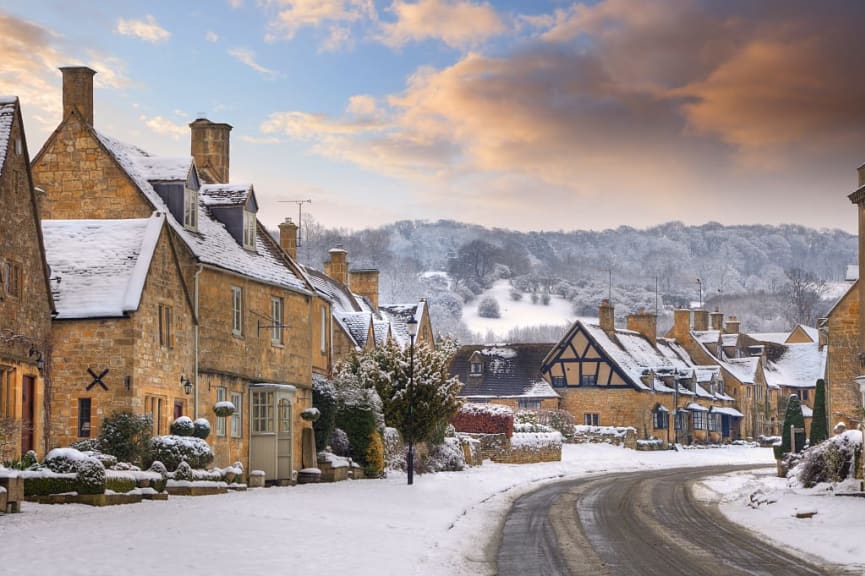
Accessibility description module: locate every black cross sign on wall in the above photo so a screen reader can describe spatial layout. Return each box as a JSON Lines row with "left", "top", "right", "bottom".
{"left": 86, "top": 368, "right": 109, "bottom": 391}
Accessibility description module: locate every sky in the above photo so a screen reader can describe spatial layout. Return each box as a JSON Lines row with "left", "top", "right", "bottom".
{"left": 1, "top": 0, "right": 864, "bottom": 234}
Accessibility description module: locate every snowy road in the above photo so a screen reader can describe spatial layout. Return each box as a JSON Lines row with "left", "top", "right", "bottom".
{"left": 497, "top": 466, "right": 858, "bottom": 576}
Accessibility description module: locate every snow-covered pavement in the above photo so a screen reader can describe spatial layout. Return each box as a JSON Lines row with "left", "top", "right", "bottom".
{"left": 2, "top": 444, "right": 860, "bottom": 575}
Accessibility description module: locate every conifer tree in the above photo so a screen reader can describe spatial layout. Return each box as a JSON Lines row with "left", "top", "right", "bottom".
{"left": 780, "top": 394, "right": 806, "bottom": 455}
{"left": 809, "top": 379, "right": 828, "bottom": 445}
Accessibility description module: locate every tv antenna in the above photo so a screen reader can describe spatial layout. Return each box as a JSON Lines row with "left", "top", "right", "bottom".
{"left": 278, "top": 199, "right": 312, "bottom": 246}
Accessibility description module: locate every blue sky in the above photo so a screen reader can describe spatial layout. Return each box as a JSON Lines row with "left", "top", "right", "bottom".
{"left": 2, "top": 0, "right": 864, "bottom": 233}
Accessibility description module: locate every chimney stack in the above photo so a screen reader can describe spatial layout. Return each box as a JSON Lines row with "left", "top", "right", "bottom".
{"left": 189, "top": 118, "right": 232, "bottom": 184}
{"left": 724, "top": 315, "right": 741, "bottom": 334}
{"left": 324, "top": 245, "right": 349, "bottom": 286}
{"left": 60, "top": 66, "right": 96, "bottom": 126}
{"left": 693, "top": 309, "right": 709, "bottom": 332}
{"left": 710, "top": 310, "right": 724, "bottom": 331}
{"left": 669, "top": 309, "right": 691, "bottom": 340}
{"left": 349, "top": 270, "right": 380, "bottom": 311}
{"left": 627, "top": 309, "right": 657, "bottom": 346}
{"left": 599, "top": 299, "right": 615, "bottom": 333}
{"left": 858, "top": 162, "right": 865, "bottom": 187}
{"left": 278, "top": 217, "right": 298, "bottom": 261}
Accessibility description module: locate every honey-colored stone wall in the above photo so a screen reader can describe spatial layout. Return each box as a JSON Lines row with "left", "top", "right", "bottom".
{"left": 825, "top": 285, "right": 862, "bottom": 427}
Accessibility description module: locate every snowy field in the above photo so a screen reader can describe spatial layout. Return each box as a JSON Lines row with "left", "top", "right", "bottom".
{"left": 696, "top": 469, "right": 865, "bottom": 571}
{"left": 462, "top": 279, "right": 577, "bottom": 339}
{"left": 1, "top": 443, "right": 831, "bottom": 576}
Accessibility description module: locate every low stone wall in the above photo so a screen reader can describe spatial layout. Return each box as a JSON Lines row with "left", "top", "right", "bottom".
{"left": 457, "top": 432, "right": 562, "bottom": 464}
{"left": 572, "top": 425, "right": 637, "bottom": 449}
{"left": 458, "top": 433, "right": 509, "bottom": 461}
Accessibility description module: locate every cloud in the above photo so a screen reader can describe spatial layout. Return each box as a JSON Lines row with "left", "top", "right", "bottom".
{"left": 205, "top": 30, "right": 219, "bottom": 43}
{"left": 139, "top": 115, "right": 186, "bottom": 139}
{"left": 240, "top": 135, "right": 282, "bottom": 144}
{"left": 229, "top": 0, "right": 244, "bottom": 7}
{"left": 263, "top": 0, "right": 375, "bottom": 45}
{"left": 227, "top": 48, "right": 281, "bottom": 79}
{"left": 378, "top": 0, "right": 506, "bottom": 49}
{"left": 115, "top": 15, "right": 170, "bottom": 43}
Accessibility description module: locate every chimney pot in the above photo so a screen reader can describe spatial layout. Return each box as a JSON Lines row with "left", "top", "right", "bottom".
{"left": 325, "top": 245, "right": 349, "bottom": 286}
{"left": 599, "top": 299, "right": 615, "bottom": 333}
{"left": 60, "top": 66, "right": 96, "bottom": 126}
{"left": 627, "top": 311, "right": 657, "bottom": 346}
{"left": 858, "top": 163, "right": 865, "bottom": 188}
{"left": 278, "top": 217, "right": 299, "bottom": 261}
{"left": 189, "top": 118, "right": 232, "bottom": 184}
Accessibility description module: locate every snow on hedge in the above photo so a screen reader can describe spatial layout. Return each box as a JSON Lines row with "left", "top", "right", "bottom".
{"left": 574, "top": 425, "right": 635, "bottom": 438}
{"left": 510, "top": 431, "right": 562, "bottom": 449}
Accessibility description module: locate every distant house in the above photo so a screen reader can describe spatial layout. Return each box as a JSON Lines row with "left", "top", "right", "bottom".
{"left": 544, "top": 302, "right": 740, "bottom": 444}
{"left": 449, "top": 344, "right": 559, "bottom": 411}
{"left": 0, "top": 96, "right": 54, "bottom": 460}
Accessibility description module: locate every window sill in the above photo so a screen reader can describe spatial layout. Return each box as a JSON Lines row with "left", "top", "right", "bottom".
{"left": 232, "top": 332, "right": 245, "bottom": 340}
{"left": 271, "top": 342, "right": 285, "bottom": 349}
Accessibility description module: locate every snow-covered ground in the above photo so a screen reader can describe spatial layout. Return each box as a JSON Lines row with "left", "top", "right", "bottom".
{"left": 462, "top": 279, "right": 577, "bottom": 339}
{"left": 0, "top": 444, "right": 817, "bottom": 576}
{"left": 696, "top": 469, "right": 865, "bottom": 571}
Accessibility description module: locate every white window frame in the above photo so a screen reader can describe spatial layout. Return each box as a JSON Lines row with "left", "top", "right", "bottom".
{"left": 216, "top": 387, "right": 227, "bottom": 437}
{"left": 183, "top": 187, "right": 198, "bottom": 230}
{"left": 231, "top": 392, "right": 243, "bottom": 438}
{"left": 232, "top": 286, "right": 243, "bottom": 336}
{"left": 243, "top": 210, "right": 256, "bottom": 250}
{"left": 320, "top": 307, "right": 327, "bottom": 354}
{"left": 271, "top": 296, "right": 284, "bottom": 345}
{"left": 252, "top": 390, "right": 273, "bottom": 433}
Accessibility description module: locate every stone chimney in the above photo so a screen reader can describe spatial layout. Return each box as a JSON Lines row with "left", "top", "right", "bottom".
{"left": 627, "top": 309, "right": 657, "bottom": 346}
{"left": 724, "top": 315, "right": 741, "bottom": 334}
{"left": 349, "top": 270, "right": 380, "bottom": 311}
{"left": 858, "top": 163, "right": 865, "bottom": 187}
{"left": 189, "top": 118, "right": 232, "bottom": 184}
{"left": 599, "top": 299, "right": 615, "bottom": 333}
{"left": 710, "top": 310, "right": 724, "bottom": 331}
{"left": 670, "top": 309, "right": 691, "bottom": 340}
{"left": 693, "top": 309, "right": 709, "bottom": 331}
{"left": 850, "top": 165, "right": 865, "bottom": 360}
{"left": 278, "top": 217, "right": 298, "bottom": 260}
{"left": 324, "top": 245, "right": 349, "bottom": 286}
{"left": 60, "top": 66, "right": 96, "bottom": 126}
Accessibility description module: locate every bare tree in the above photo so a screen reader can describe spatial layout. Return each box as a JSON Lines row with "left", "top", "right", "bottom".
{"left": 784, "top": 268, "right": 828, "bottom": 326}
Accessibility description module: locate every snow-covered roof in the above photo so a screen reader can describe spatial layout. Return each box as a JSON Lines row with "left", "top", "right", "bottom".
{"left": 373, "top": 319, "right": 390, "bottom": 346}
{"left": 792, "top": 325, "right": 819, "bottom": 343}
{"left": 43, "top": 215, "right": 163, "bottom": 319}
{"left": 380, "top": 301, "right": 425, "bottom": 347}
{"left": 451, "top": 343, "right": 559, "bottom": 399}
{"left": 694, "top": 330, "right": 721, "bottom": 344}
{"left": 200, "top": 183, "right": 252, "bottom": 206}
{"left": 0, "top": 96, "right": 17, "bottom": 178}
{"left": 94, "top": 131, "right": 309, "bottom": 295}
{"left": 749, "top": 332, "right": 788, "bottom": 344}
{"left": 130, "top": 155, "right": 192, "bottom": 182}
{"left": 846, "top": 264, "right": 858, "bottom": 281}
{"left": 721, "top": 334, "right": 739, "bottom": 347}
{"left": 720, "top": 357, "right": 760, "bottom": 385}
{"left": 801, "top": 404, "right": 813, "bottom": 418}
{"left": 713, "top": 406, "right": 744, "bottom": 417}
{"left": 686, "top": 402, "right": 708, "bottom": 412}
{"left": 302, "top": 266, "right": 362, "bottom": 313}
{"left": 764, "top": 343, "right": 825, "bottom": 389}
{"left": 334, "top": 311, "right": 372, "bottom": 348}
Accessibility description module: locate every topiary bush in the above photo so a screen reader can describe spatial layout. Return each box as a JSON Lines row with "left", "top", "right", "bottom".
{"left": 147, "top": 436, "right": 214, "bottom": 471}
{"left": 148, "top": 460, "right": 168, "bottom": 478}
{"left": 779, "top": 394, "right": 806, "bottom": 458}
{"left": 75, "top": 458, "right": 106, "bottom": 495}
{"left": 451, "top": 403, "right": 515, "bottom": 438}
{"left": 173, "top": 461, "right": 194, "bottom": 482}
{"left": 193, "top": 418, "right": 212, "bottom": 440}
{"left": 98, "top": 411, "right": 152, "bottom": 466}
{"left": 23, "top": 475, "right": 77, "bottom": 497}
{"left": 477, "top": 296, "right": 501, "bottom": 319}
{"left": 45, "top": 448, "right": 89, "bottom": 473}
{"left": 170, "top": 416, "right": 195, "bottom": 437}
{"left": 364, "top": 431, "right": 385, "bottom": 478}
{"left": 105, "top": 475, "right": 136, "bottom": 494}
{"left": 809, "top": 379, "right": 828, "bottom": 445}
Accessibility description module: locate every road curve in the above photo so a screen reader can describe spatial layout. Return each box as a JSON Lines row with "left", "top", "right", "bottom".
{"left": 496, "top": 466, "right": 855, "bottom": 576}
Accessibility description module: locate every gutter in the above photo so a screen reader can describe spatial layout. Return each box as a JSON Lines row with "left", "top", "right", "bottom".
{"left": 194, "top": 264, "right": 202, "bottom": 419}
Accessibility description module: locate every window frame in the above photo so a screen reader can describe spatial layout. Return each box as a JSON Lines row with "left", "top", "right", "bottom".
{"left": 653, "top": 408, "right": 669, "bottom": 430}
{"left": 158, "top": 304, "right": 173, "bottom": 348}
{"left": 78, "top": 398, "right": 92, "bottom": 438}
{"left": 518, "top": 398, "right": 541, "bottom": 410}
{"left": 183, "top": 187, "right": 198, "bottom": 231}
{"left": 216, "top": 387, "right": 227, "bottom": 437}
{"left": 231, "top": 286, "right": 243, "bottom": 336}
{"left": 2, "top": 260, "right": 21, "bottom": 298}
{"left": 580, "top": 374, "right": 597, "bottom": 387}
{"left": 271, "top": 296, "right": 284, "bottom": 345}
{"left": 470, "top": 362, "right": 483, "bottom": 375}
{"left": 243, "top": 210, "right": 256, "bottom": 250}
{"left": 583, "top": 412, "right": 599, "bottom": 426}
{"left": 551, "top": 375, "right": 566, "bottom": 388}
{"left": 320, "top": 307, "right": 327, "bottom": 354}
{"left": 252, "top": 390, "right": 273, "bottom": 433}
{"left": 692, "top": 410, "right": 707, "bottom": 430}
{"left": 231, "top": 392, "right": 243, "bottom": 438}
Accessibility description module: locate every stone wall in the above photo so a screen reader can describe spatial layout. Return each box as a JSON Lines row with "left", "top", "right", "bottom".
{"left": 826, "top": 286, "right": 862, "bottom": 428}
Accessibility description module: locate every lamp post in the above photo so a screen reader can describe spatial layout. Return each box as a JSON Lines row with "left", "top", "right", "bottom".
{"left": 406, "top": 317, "right": 419, "bottom": 485}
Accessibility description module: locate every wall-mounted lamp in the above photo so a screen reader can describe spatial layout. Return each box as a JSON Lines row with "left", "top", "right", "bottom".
{"left": 181, "top": 375, "right": 192, "bottom": 395}
{"left": 29, "top": 347, "right": 45, "bottom": 374}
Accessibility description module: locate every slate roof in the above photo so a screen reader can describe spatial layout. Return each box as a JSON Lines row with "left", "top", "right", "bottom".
{"left": 334, "top": 311, "right": 372, "bottom": 348}
{"left": 451, "top": 344, "right": 559, "bottom": 399}
{"left": 764, "top": 343, "right": 825, "bottom": 389}
{"left": 200, "top": 183, "right": 252, "bottom": 206}
{"left": 93, "top": 131, "right": 310, "bottom": 294}
{"left": 720, "top": 357, "right": 761, "bottom": 385}
{"left": 43, "top": 215, "right": 163, "bottom": 319}
{"left": 302, "top": 265, "right": 362, "bottom": 313}
{"left": 749, "top": 332, "right": 788, "bottom": 344}
{"left": 379, "top": 302, "right": 425, "bottom": 347}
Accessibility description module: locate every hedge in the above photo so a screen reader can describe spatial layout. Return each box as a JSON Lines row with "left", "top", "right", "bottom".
{"left": 451, "top": 403, "right": 514, "bottom": 438}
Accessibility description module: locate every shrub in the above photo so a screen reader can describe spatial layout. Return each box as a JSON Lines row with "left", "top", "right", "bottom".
{"left": 23, "top": 474, "right": 77, "bottom": 497}
{"left": 98, "top": 411, "right": 152, "bottom": 466}
{"left": 793, "top": 431, "right": 859, "bottom": 487}
{"left": 541, "top": 292, "right": 551, "bottom": 305}
{"left": 422, "top": 438, "right": 465, "bottom": 472}
{"left": 174, "top": 461, "right": 194, "bottom": 481}
{"left": 335, "top": 397, "right": 378, "bottom": 467}
{"left": 105, "top": 475, "right": 136, "bottom": 494}
{"left": 330, "top": 428, "right": 350, "bottom": 457}
{"left": 779, "top": 394, "right": 806, "bottom": 457}
{"left": 809, "top": 379, "right": 828, "bottom": 445}
{"left": 192, "top": 418, "right": 212, "bottom": 440}
{"left": 451, "top": 403, "right": 514, "bottom": 438}
{"left": 45, "top": 448, "right": 89, "bottom": 473}
{"left": 70, "top": 439, "right": 101, "bottom": 452}
{"left": 147, "top": 436, "right": 214, "bottom": 471}
{"left": 477, "top": 296, "right": 501, "bottom": 319}
{"left": 510, "top": 289, "right": 523, "bottom": 302}
{"left": 213, "top": 401, "right": 236, "bottom": 418}
{"left": 536, "top": 410, "right": 576, "bottom": 442}
{"left": 313, "top": 378, "right": 337, "bottom": 451}
{"left": 170, "top": 416, "right": 195, "bottom": 437}
{"left": 75, "top": 458, "right": 106, "bottom": 495}
{"left": 382, "top": 427, "right": 404, "bottom": 470}
{"left": 148, "top": 460, "right": 168, "bottom": 478}
{"left": 365, "top": 431, "right": 385, "bottom": 478}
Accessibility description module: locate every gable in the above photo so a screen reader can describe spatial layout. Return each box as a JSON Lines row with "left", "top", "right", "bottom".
{"left": 542, "top": 323, "right": 634, "bottom": 389}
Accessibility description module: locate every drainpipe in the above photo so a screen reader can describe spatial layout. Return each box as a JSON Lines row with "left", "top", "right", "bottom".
{"left": 194, "top": 264, "right": 202, "bottom": 419}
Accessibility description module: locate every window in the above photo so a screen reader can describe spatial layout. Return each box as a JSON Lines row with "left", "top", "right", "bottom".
{"left": 0, "top": 367, "right": 13, "bottom": 418}
{"left": 320, "top": 307, "right": 327, "bottom": 354}
{"left": 518, "top": 399, "right": 541, "bottom": 410}
{"left": 2, "top": 260, "right": 21, "bottom": 298}
{"left": 252, "top": 390, "right": 273, "bottom": 433}
{"left": 232, "top": 286, "right": 243, "bottom": 336}
{"left": 580, "top": 374, "right": 597, "bottom": 387}
{"left": 801, "top": 389, "right": 810, "bottom": 402}
{"left": 14, "top": 137, "right": 22, "bottom": 156}
{"left": 692, "top": 410, "right": 707, "bottom": 430}
{"left": 183, "top": 188, "right": 198, "bottom": 230}
{"left": 145, "top": 395, "right": 164, "bottom": 435}
{"left": 653, "top": 408, "right": 669, "bottom": 429}
{"left": 279, "top": 399, "right": 292, "bottom": 433}
{"left": 78, "top": 398, "right": 92, "bottom": 438}
{"left": 243, "top": 210, "right": 256, "bottom": 250}
{"left": 231, "top": 392, "right": 243, "bottom": 438}
{"left": 216, "top": 387, "right": 227, "bottom": 437}
{"left": 708, "top": 412, "right": 720, "bottom": 432}
{"left": 158, "top": 304, "right": 173, "bottom": 348}
{"left": 470, "top": 362, "right": 483, "bottom": 375}
{"left": 583, "top": 413, "right": 599, "bottom": 426}
{"left": 271, "top": 297, "right": 284, "bottom": 345}
{"left": 675, "top": 411, "right": 687, "bottom": 431}
{"left": 551, "top": 375, "right": 566, "bottom": 388}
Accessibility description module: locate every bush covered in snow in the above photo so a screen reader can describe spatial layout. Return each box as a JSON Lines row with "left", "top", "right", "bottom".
{"left": 451, "top": 403, "right": 514, "bottom": 438}
{"left": 421, "top": 438, "right": 465, "bottom": 472}
{"left": 170, "top": 416, "right": 195, "bottom": 437}
{"left": 148, "top": 460, "right": 168, "bottom": 477}
{"left": 147, "top": 435, "right": 214, "bottom": 471}
{"left": 477, "top": 296, "right": 501, "bottom": 318}
{"left": 330, "top": 428, "right": 350, "bottom": 457}
{"left": 192, "top": 418, "right": 211, "bottom": 440}
{"left": 97, "top": 411, "right": 152, "bottom": 467}
{"left": 173, "top": 461, "right": 194, "bottom": 482}
{"left": 45, "top": 448, "right": 90, "bottom": 474}
{"left": 75, "top": 458, "right": 107, "bottom": 495}
{"left": 313, "top": 378, "right": 337, "bottom": 451}
{"left": 382, "top": 427, "right": 404, "bottom": 470}
{"left": 791, "top": 430, "right": 862, "bottom": 488}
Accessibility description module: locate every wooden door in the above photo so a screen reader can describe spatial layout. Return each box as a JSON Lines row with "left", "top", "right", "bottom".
{"left": 174, "top": 401, "right": 183, "bottom": 420}
{"left": 21, "top": 376, "right": 35, "bottom": 454}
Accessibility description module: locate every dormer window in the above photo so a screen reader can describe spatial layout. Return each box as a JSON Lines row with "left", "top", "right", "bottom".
{"left": 470, "top": 361, "right": 483, "bottom": 375}
{"left": 243, "top": 210, "right": 256, "bottom": 250}
{"left": 183, "top": 187, "right": 198, "bottom": 230}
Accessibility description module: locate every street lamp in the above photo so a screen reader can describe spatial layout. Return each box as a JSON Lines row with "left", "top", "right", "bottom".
{"left": 181, "top": 375, "right": 192, "bottom": 395}
{"left": 854, "top": 375, "right": 865, "bottom": 491}
{"left": 406, "top": 316, "right": 419, "bottom": 485}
